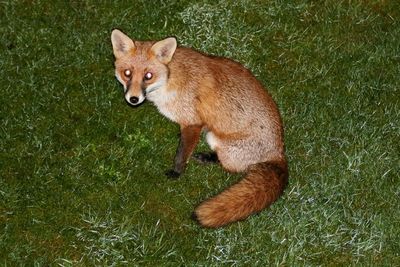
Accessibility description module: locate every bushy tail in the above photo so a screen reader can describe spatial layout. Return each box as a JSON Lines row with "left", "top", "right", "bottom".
{"left": 193, "top": 160, "right": 288, "bottom": 228}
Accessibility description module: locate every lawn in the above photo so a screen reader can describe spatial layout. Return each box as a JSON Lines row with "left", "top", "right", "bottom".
{"left": 1, "top": 0, "right": 399, "bottom": 265}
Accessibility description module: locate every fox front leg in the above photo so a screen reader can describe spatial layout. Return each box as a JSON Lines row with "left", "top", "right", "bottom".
{"left": 165, "top": 125, "right": 202, "bottom": 179}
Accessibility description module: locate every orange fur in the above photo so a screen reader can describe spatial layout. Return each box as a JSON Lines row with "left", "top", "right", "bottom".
{"left": 111, "top": 29, "right": 288, "bottom": 228}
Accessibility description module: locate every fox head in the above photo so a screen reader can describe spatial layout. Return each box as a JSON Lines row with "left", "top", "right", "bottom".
{"left": 111, "top": 29, "right": 177, "bottom": 106}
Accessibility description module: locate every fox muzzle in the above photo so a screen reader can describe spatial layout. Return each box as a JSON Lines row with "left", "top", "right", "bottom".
{"left": 124, "top": 79, "right": 146, "bottom": 106}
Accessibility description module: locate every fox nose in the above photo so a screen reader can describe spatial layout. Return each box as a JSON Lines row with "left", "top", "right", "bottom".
{"left": 125, "top": 93, "right": 144, "bottom": 106}
{"left": 129, "top": 96, "right": 139, "bottom": 104}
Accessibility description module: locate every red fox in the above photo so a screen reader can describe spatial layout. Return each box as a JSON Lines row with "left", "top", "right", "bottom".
{"left": 111, "top": 29, "right": 288, "bottom": 228}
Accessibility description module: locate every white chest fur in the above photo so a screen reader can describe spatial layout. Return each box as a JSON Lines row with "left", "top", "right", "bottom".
{"left": 146, "top": 86, "right": 178, "bottom": 122}
{"left": 146, "top": 86, "right": 201, "bottom": 125}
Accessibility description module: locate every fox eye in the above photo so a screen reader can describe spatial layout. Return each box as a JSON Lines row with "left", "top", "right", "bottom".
{"left": 144, "top": 72, "right": 153, "bottom": 81}
{"left": 124, "top": 69, "right": 132, "bottom": 78}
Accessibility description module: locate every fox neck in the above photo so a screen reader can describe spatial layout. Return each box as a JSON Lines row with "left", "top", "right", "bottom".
{"left": 146, "top": 84, "right": 179, "bottom": 121}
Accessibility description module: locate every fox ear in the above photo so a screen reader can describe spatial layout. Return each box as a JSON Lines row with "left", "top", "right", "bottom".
{"left": 111, "top": 29, "right": 135, "bottom": 58}
{"left": 151, "top": 37, "right": 177, "bottom": 64}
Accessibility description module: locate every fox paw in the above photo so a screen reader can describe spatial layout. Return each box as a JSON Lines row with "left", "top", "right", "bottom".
{"left": 165, "top": 169, "right": 181, "bottom": 179}
{"left": 193, "top": 152, "right": 219, "bottom": 164}
{"left": 190, "top": 211, "right": 199, "bottom": 222}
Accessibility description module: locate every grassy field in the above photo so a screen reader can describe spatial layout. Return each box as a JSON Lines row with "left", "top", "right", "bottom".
{"left": 1, "top": 0, "right": 399, "bottom": 265}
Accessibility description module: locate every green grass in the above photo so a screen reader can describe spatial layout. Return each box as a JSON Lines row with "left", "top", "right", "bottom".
{"left": 1, "top": 0, "right": 399, "bottom": 265}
